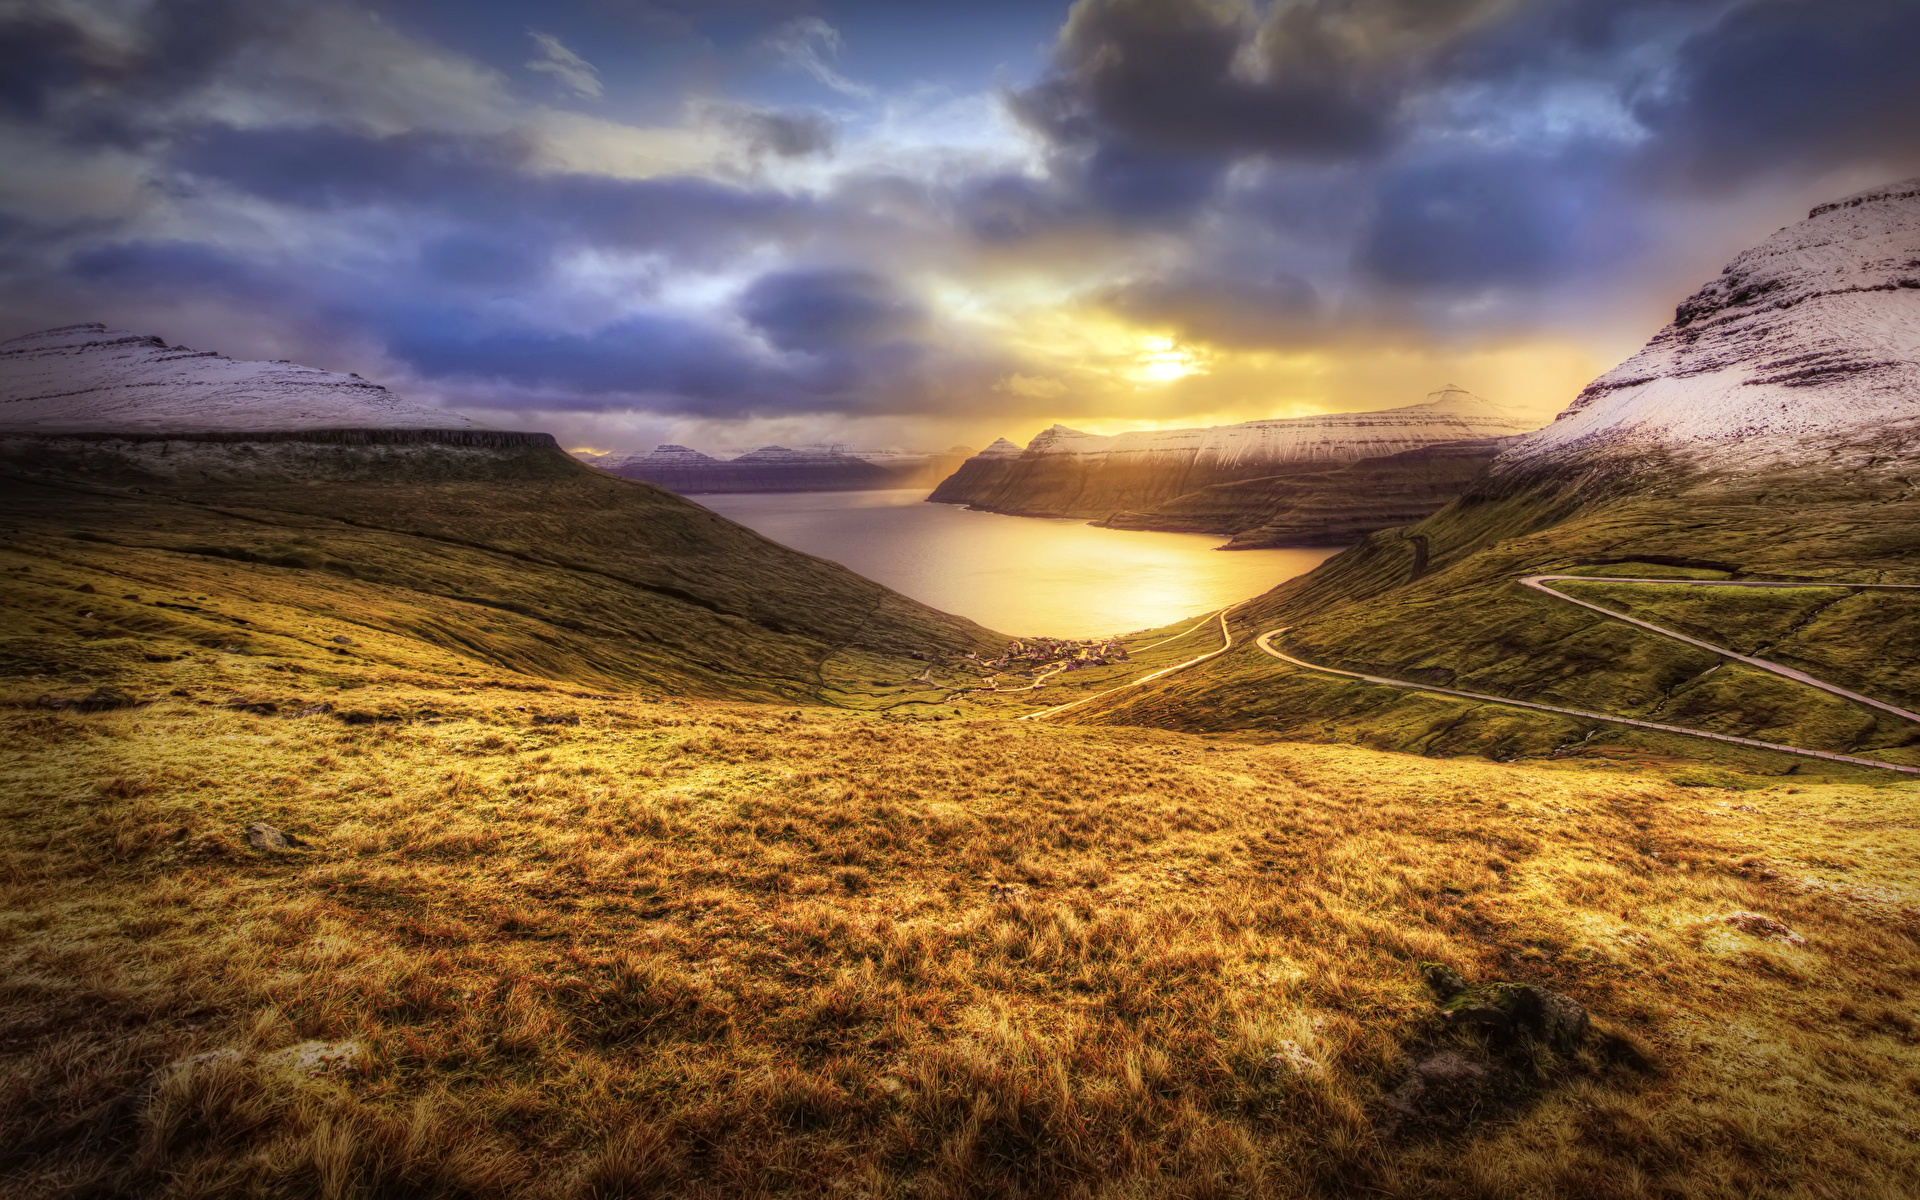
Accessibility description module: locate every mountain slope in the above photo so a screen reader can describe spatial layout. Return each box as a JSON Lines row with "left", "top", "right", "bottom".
{"left": 0, "top": 327, "right": 1006, "bottom": 703}
{"left": 930, "top": 387, "right": 1542, "bottom": 520}
{"left": 588, "top": 443, "right": 974, "bottom": 494}
{"left": 0, "top": 323, "right": 481, "bottom": 432}
{"left": 1068, "top": 180, "right": 1920, "bottom": 771}
{"left": 1096, "top": 437, "right": 1515, "bottom": 546}
{"left": 1507, "top": 177, "right": 1920, "bottom": 484}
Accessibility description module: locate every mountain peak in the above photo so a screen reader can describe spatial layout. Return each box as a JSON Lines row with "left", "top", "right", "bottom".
{"left": 0, "top": 324, "right": 482, "bottom": 433}
{"left": 1507, "top": 177, "right": 1920, "bottom": 474}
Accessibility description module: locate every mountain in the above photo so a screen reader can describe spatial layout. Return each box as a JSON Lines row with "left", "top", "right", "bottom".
{"left": 0, "top": 325, "right": 1004, "bottom": 701}
{"left": 1096, "top": 437, "right": 1517, "bottom": 547}
{"left": 928, "top": 386, "right": 1543, "bottom": 520}
{"left": 589, "top": 443, "right": 974, "bottom": 494}
{"left": 0, "top": 323, "right": 482, "bottom": 432}
{"left": 1502, "top": 177, "right": 1920, "bottom": 486}
{"left": 1068, "top": 179, "right": 1920, "bottom": 772}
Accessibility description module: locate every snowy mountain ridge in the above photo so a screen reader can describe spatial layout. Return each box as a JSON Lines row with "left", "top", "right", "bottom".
{"left": 1015, "top": 386, "right": 1540, "bottom": 468}
{"left": 1505, "top": 178, "right": 1920, "bottom": 472}
{"left": 0, "top": 324, "right": 481, "bottom": 432}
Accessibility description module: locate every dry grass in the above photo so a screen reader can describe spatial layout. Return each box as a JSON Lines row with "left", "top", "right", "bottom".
{"left": 5, "top": 469, "right": 1919, "bottom": 1198}
{"left": 5, "top": 680, "right": 1920, "bottom": 1198}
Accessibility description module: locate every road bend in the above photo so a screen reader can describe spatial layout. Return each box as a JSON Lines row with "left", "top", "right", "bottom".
{"left": 1254, "top": 621, "right": 1920, "bottom": 777}
{"left": 1520, "top": 575, "right": 1920, "bottom": 726}
{"left": 1022, "top": 605, "right": 1240, "bottom": 722}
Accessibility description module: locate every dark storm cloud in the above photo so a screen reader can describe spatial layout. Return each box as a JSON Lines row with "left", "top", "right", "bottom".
{"left": 171, "top": 126, "right": 813, "bottom": 263}
{"left": 69, "top": 239, "right": 282, "bottom": 300}
{"left": 1634, "top": 0, "right": 1920, "bottom": 186}
{"left": 1357, "top": 152, "right": 1619, "bottom": 290}
{"left": 1013, "top": 0, "right": 1400, "bottom": 162}
{"left": 700, "top": 102, "right": 837, "bottom": 160}
{"left": 739, "top": 269, "right": 926, "bottom": 354}
{"left": 0, "top": 0, "right": 287, "bottom": 145}
{"left": 381, "top": 313, "right": 766, "bottom": 408}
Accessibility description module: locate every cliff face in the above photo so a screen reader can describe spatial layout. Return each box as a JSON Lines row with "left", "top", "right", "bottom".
{"left": 598, "top": 444, "right": 972, "bottom": 494}
{"left": 929, "top": 388, "right": 1541, "bottom": 520}
{"left": 1097, "top": 438, "right": 1512, "bottom": 547}
{"left": 1497, "top": 177, "right": 1920, "bottom": 486}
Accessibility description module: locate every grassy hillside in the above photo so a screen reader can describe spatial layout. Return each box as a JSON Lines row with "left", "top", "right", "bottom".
{"left": 7, "top": 652, "right": 1920, "bottom": 1198}
{"left": 7, "top": 442, "right": 1920, "bottom": 1197}
{"left": 1080, "top": 463, "right": 1920, "bottom": 772}
{"left": 0, "top": 436, "right": 1004, "bottom": 705}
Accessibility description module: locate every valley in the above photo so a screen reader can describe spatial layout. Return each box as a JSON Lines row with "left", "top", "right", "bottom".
{"left": 4, "top": 177, "right": 1920, "bottom": 1200}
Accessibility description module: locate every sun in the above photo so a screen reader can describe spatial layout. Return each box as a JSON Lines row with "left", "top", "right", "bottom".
{"left": 1131, "top": 335, "right": 1203, "bottom": 385}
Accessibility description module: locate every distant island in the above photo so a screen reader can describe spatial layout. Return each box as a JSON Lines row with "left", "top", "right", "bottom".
{"left": 578, "top": 443, "right": 973, "bottom": 494}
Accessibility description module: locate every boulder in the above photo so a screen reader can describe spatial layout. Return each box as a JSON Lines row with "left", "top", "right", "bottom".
{"left": 1421, "top": 963, "right": 1588, "bottom": 1053}
{"left": 245, "top": 822, "right": 306, "bottom": 851}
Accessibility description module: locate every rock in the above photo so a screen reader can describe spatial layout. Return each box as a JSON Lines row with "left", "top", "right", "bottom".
{"left": 1440, "top": 982, "right": 1589, "bottom": 1053}
{"left": 330, "top": 635, "right": 353, "bottom": 644}
{"left": 1722, "top": 910, "right": 1806, "bottom": 945}
{"left": 1420, "top": 961, "right": 1469, "bottom": 1000}
{"left": 263, "top": 1040, "right": 364, "bottom": 1076}
{"left": 37, "top": 688, "right": 141, "bottom": 713}
{"left": 245, "top": 822, "right": 305, "bottom": 851}
{"left": 1267, "top": 1040, "right": 1324, "bottom": 1077}
{"left": 1383, "top": 1051, "right": 1495, "bottom": 1133}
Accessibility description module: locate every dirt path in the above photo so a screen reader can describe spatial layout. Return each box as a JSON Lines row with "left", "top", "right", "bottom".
{"left": 1254, "top": 570, "right": 1920, "bottom": 776}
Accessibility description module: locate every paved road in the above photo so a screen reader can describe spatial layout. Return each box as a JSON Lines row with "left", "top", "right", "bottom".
{"left": 1254, "top": 569, "right": 1920, "bottom": 776}
{"left": 1520, "top": 575, "right": 1920, "bottom": 725}
{"left": 1022, "top": 606, "right": 1239, "bottom": 722}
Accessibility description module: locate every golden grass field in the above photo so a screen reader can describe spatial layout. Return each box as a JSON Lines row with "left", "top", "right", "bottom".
{"left": 5, "top": 470, "right": 1920, "bottom": 1197}
{"left": 7, "top": 658, "right": 1920, "bottom": 1196}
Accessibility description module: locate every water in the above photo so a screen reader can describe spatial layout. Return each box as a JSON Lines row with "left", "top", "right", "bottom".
{"left": 696, "top": 488, "right": 1342, "bottom": 637}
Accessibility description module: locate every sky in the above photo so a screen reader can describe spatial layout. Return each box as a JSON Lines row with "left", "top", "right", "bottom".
{"left": 3, "top": 0, "right": 1919, "bottom": 455}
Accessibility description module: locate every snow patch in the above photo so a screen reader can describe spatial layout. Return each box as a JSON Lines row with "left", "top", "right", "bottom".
{"left": 1504, "top": 177, "right": 1920, "bottom": 473}
{"left": 0, "top": 324, "right": 484, "bottom": 433}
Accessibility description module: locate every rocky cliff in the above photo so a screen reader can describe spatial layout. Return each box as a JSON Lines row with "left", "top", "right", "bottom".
{"left": 929, "top": 387, "right": 1541, "bottom": 520}
{"left": 1097, "top": 437, "right": 1514, "bottom": 547}
{"left": 593, "top": 443, "right": 972, "bottom": 494}
{"left": 1496, "top": 177, "right": 1920, "bottom": 488}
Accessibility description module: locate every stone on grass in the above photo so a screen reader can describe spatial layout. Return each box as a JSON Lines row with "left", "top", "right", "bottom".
{"left": 1440, "top": 982, "right": 1589, "bottom": 1053}
{"left": 1418, "top": 963, "right": 1588, "bottom": 1053}
{"left": 1383, "top": 1051, "right": 1494, "bottom": 1132}
{"left": 245, "top": 822, "right": 305, "bottom": 851}
{"left": 1723, "top": 911, "right": 1806, "bottom": 945}
{"left": 263, "top": 1040, "right": 364, "bottom": 1076}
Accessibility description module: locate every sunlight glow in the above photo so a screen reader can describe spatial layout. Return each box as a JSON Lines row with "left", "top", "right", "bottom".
{"left": 1129, "top": 335, "right": 1205, "bottom": 385}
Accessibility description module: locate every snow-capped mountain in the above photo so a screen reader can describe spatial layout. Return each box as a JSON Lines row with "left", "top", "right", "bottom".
{"left": 1505, "top": 178, "right": 1920, "bottom": 475}
{"left": 929, "top": 386, "right": 1541, "bottom": 519}
{"left": 0, "top": 324, "right": 481, "bottom": 432}
{"left": 587, "top": 442, "right": 974, "bottom": 494}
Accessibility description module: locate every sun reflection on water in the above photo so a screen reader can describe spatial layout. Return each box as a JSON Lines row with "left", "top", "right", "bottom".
{"left": 698, "top": 488, "right": 1338, "bottom": 638}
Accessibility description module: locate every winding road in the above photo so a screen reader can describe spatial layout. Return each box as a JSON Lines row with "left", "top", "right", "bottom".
{"left": 1020, "top": 606, "right": 1241, "bottom": 721}
{"left": 1257, "top": 574, "right": 1920, "bottom": 776}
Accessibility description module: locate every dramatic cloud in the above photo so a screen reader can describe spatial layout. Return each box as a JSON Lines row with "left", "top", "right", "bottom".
{"left": 3, "top": 0, "right": 1919, "bottom": 452}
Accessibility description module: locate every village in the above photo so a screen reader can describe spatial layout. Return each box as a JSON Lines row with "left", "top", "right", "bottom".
{"left": 961, "top": 635, "right": 1130, "bottom": 689}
